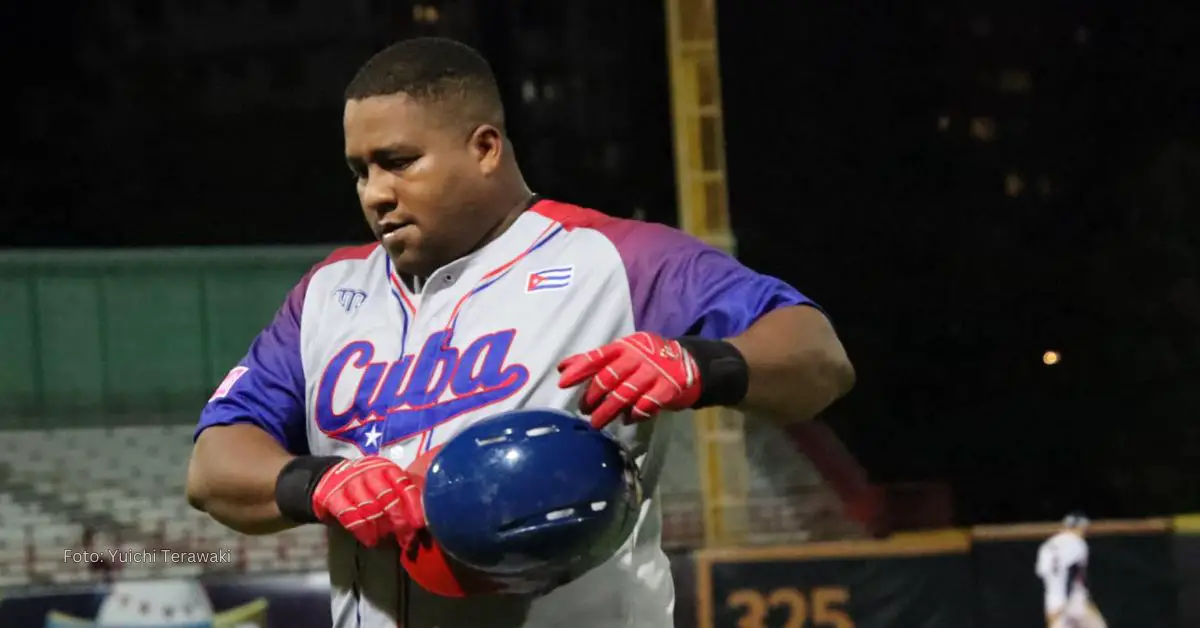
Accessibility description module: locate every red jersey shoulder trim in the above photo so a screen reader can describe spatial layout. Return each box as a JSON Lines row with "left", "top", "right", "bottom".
{"left": 316, "top": 243, "right": 378, "bottom": 269}
{"left": 528, "top": 199, "right": 617, "bottom": 230}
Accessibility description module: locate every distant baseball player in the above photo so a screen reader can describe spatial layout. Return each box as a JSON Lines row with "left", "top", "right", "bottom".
{"left": 1035, "top": 513, "right": 1107, "bottom": 628}
{"left": 185, "top": 37, "right": 857, "bottom": 627}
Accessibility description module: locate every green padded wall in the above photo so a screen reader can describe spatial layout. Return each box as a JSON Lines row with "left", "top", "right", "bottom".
{"left": 0, "top": 246, "right": 343, "bottom": 427}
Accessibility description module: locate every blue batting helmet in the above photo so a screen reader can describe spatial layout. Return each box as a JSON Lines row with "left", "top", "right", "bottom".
{"left": 421, "top": 408, "right": 642, "bottom": 592}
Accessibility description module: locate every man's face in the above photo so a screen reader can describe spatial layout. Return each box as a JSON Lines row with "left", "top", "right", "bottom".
{"left": 344, "top": 93, "right": 499, "bottom": 277}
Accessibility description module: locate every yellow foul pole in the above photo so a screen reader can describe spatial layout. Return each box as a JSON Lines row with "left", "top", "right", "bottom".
{"left": 663, "top": 0, "right": 749, "bottom": 547}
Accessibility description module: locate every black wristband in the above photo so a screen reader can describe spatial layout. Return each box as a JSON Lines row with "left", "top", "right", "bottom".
{"left": 275, "top": 456, "right": 344, "bottom": 524}
{"left": 675, "top": 336, "right": 750, "bottom": 409}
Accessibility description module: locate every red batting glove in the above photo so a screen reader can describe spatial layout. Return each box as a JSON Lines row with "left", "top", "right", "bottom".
{"left": 310, "top": 456, "right": 425, "bottom": 549}
{"left": 557, "top": 332, "right": 702, "bottom": 429}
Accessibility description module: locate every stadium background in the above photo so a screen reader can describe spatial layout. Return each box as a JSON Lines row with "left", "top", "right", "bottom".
{"left": 4, "top": 1, "right": 1200, "bottom": 626}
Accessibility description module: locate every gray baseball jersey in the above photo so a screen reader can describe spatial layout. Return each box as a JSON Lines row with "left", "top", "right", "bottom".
{"left": 196, "top": 197, "right": 815, "bottom": 627}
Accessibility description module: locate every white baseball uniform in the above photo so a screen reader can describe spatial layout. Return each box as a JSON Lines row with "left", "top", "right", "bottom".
{"left": 195, "top": 197, "right": 816, "bottom": 627}
{"left": 1036, "top": 531, "right": 1106, "bottom": 628}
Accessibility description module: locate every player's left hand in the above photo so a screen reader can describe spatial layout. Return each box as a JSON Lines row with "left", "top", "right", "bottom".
{"left": 557, "top": 332, "right": 701, "bottom": 429}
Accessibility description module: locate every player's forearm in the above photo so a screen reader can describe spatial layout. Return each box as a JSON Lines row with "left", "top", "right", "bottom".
{"left": 726, "top": 305, "right": 856, "bottom": 424}
{"left": 186, "top": 424, "right": 300, "bottom": 535}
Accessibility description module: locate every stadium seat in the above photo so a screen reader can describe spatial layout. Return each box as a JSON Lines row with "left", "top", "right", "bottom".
{"left": 0, "top": 417, "right": 857, "bottom": 587}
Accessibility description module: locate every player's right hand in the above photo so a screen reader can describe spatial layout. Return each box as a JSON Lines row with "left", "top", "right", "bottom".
{"left": 310, "top": 456, "right": 425, "bottom": 548}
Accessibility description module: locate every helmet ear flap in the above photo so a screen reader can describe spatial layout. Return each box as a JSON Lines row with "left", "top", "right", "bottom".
{"left": 400, "top": 444, "right": 504, "bottom": 597}
{"left": 400, "top": 528, "right": 503, "bottom": 597}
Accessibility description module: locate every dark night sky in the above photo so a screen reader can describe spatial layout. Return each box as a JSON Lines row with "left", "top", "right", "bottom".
{"left": 6, "top": 1, "right": 1200, "bottom": 524}
{"left": 717, "top": 2, "right": 1200, "bottom": 522}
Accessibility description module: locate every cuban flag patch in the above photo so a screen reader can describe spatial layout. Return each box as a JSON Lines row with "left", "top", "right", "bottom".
{"left": 209, "top": 366, "right": 249, "bottom": 401}
{"left": 526, "top": 266, "right": 574, "bottom": 293}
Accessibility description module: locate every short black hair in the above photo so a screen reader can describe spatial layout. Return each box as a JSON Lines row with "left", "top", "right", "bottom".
{"left": 345, "top": 37, "right": 505, "bottom": 132}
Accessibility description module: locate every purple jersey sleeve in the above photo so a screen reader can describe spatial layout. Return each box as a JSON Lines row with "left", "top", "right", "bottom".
{"left": 598, "top": 220, "right": 817, "bottom": 339}
{"left": 193, "top": 273, "right": 312, "bottom": 455}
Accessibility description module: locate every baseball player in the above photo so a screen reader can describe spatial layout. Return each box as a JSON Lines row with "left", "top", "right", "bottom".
{"left": 185, "top": 37, "right": 857, "bottom": 627}
{"left": 1035, "top": 513, "right": 1106, "bottom": 628}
